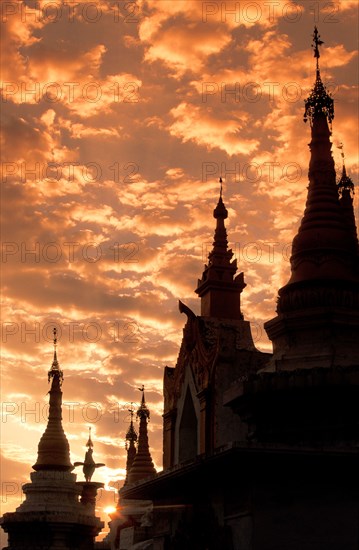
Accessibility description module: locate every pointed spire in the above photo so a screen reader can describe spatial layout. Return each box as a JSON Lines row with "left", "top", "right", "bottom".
{"left": 265, "top": 28, "right": 359, "bottom": 371}
{"left": 127, "top": 387, "right": 156, "bottom": 484}
{"left": 86, "top": 426, "right": 93, "bottom": 448}
{"left": 337, "top": 143, "right": 355, "bottom": 197}
{"left": 124, "top": 403, "right": 138, "bottom": 486}
{"left": 33, "top": 329, "right": 73, "bottom": 472}
{"left": 48, "top": 327, "right": 62, "bottom": 382}
{"left": 74, "top": 428, "right": 105, "bottom": 482}
{"left": 282, "top": 28, "right": 359, "bottom": 292}
{"left": 195, "top": 180, "right": 245, "bottom": 319}
{"left": 304, "top": 26, "right": 334, "bottom": 128}
{"left": 336, "top": 144, "right": 358, "bottom": 243}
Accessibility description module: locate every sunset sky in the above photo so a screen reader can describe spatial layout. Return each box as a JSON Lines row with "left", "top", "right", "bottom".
{"left": 1, "top": 0, "right": 358, "bottom": 542}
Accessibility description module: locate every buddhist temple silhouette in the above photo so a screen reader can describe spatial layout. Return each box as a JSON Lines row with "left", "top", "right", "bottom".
{"left": 103, "top": 27, "right": 359, "bottom": 550}
{"left": 0, "top": 330, "right": 105, "bottom": 550}
{"left": 1, "top": 26, "right": 358, "bottom": 550}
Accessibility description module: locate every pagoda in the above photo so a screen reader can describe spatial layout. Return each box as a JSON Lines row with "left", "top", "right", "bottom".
{"left": 0, "top": 330, "right": 104, "bottom": 550}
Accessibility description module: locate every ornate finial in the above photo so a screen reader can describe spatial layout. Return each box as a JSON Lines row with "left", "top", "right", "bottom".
{"left": 338, "top": 142, "right": 345, "bottom": 165}
{"left": 304, "top": 27, "right": 334, "bottom": 127}
{"left": 137, "top": 385, "right": 150, "bottom": 420}
{"left": 214, "top": 180, "right": 228, "bottom": 220}
{"left": 337, "top": 143, "right": 355, "bottom": 197}
{"left": 312, "top": 26, "right": 324, "bottom": 64}
{"left": 86, "top": 427, "right": 93, "bottom": 448}
{"left": 48, "top": 327, "right": 63, "bottom": 384}
{"left": 74, "top": 429, "right": 105, "bottom": 482}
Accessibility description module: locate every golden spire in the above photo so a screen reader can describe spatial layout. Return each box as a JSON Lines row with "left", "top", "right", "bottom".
{"left": 124, "top": 403, "right": 138, "bottom": 486}
{"left": 33, "top": 329, "right": 72, "bottom": 471}
{"left": 304, "top": 27, "right": 334, "bottom": 127}
{"left": 195, "top": 180, "right": 246, "bottom": 319}
{"left": 127, "top": 386, "right": 156, "bottom": 484}
{"left": 276, "top": 33, "right": 359, "bottom": 310}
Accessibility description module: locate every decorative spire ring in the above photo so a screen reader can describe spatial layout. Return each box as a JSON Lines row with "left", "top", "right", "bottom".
{"left": 304, "top": 26, "right": 334, "bottom": 127}
{"left": 48, "top": 327, "right": 63, "bottom": 384}
{"left": 137, "top": 385, "right": 150, "bottom": 420}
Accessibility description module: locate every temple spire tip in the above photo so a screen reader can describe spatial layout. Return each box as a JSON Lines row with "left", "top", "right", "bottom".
{"left": 312, "top": 25, "right": 324, "bottom": 64}
{"left": 337, "top": 143, "right": 355, "bottom": 197}
{"left": 74, "top": 428, "right": 105, "bottom": 482}
{"left": 137, "top": 385, "right": 150, "bottom": 419}
{"left": 86, "top": 427, "right": 93, "bottom": 449}
{"left": 48, "top": 327, "right": 63, "bottom": 384}
{"left": 304, "top": 26, "right": 334, "bottom": 127}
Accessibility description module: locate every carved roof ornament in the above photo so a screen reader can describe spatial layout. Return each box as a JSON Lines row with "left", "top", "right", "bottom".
{"left": 337, "top": 143, "right": 355, "bottom": 197}
{"left": 304, "top": 26, "right": 334, "bottom": 128}
{"left": 74, "top": 428, "right": 105, "bottom": 482}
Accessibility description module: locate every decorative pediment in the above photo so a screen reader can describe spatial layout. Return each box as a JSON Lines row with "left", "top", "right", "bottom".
{"left": 164, "top": 305, "right": 219, "bottom": 410}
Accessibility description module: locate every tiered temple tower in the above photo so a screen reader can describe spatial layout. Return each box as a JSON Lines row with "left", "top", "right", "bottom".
{"left": 160, "top": 182, "right": 269, "bottom": 469}
{"left": 265, "top": 27, "right": 359, "bottom": 371}
{"left": 123, "top": 405, "right": 138, "bottom": 486}
{"left": 127, "top": 387, "right": 156, "bottom": 485}
{"left": 195, "top": 178, "right": 246, "bottom": 320}
{"left": 0, "top": 330, "right": 104, "bottom": 550}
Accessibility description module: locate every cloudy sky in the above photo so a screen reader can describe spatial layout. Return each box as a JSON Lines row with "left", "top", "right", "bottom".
{"left": 1, "top": 0, "right": 358, "bottom": 542}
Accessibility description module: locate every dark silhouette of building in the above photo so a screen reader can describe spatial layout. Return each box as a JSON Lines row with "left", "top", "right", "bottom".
{"left": 115, "top": 27, "right": 359, "bottom": 550}
{"left": 2, "top": 26, "right": 358, "bottom": 550}
{"left": 102, "top": 389, "right": 156, "bottom": 549}
{"left": 0, "top": 330, "right": 104, "bottom": 550}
